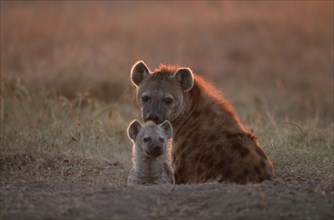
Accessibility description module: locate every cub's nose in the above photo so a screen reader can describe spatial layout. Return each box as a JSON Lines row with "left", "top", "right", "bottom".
{"left": 147, "top": 145, "right": 163, "bottom": 157}
{"left": 154, "top": 145, "right": 162, "bottom": 151}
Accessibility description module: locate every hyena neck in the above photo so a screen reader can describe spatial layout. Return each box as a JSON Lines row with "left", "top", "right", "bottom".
{"left": 171, "top": 80, "right": 246, "bottom": 138}
{"left": 172, "top": 84, "right": 202, "bottom": 136}
{"left": 133, "top": 145, "right": 166, "bottom": 180}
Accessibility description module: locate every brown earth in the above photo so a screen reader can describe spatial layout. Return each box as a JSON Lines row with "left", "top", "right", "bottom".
{"left": 1, "top": 180, "right": 333, "bottom": 220}
{"left": 1, "top": 154, "right": 333, "bottom": 220}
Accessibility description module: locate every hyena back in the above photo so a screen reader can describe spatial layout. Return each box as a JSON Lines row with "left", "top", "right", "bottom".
{"left": 130, "top": 61, "right": 275, "bottom": 184}
{"left": 127, "top": 120, "right": 173, "bottom": 185}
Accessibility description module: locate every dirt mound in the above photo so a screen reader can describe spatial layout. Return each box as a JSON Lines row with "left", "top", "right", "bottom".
{"left": 1, "top": 180, "right": 333, "bottom": 220}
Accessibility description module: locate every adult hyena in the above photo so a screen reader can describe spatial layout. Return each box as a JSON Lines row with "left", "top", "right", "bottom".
{"left": 127, "top": 120, "right": 173, "bottom": 185}
{"left": 130, "top": 61, "right": 275, "bottom": 184}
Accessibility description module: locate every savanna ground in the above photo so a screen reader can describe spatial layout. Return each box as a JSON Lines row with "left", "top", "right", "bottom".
{"left": 0, "top": 1, "right": 333, "bottom": 219}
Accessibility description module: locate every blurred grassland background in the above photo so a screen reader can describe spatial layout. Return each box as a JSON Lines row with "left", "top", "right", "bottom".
{"left": 0, "top": 1, "right": 333, "bottom": 189}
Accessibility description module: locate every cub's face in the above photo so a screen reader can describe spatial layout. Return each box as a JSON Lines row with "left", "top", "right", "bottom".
{"left": 128, "top": 120, "right": 173, "bottom": 158}
{"left": 131, "top": 61, "right": 194, "bottom": 124}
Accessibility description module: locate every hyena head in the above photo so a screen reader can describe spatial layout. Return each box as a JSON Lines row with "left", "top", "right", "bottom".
{"left": 131, "top": 61, "right": 194, "bottom": 124}
{"left": 127, "top": 120, "right": 173, "bottom": 158}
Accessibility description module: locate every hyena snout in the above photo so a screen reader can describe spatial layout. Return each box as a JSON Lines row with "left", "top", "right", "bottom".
{"left": 154, "top": 145, "right": 162, "bottom": 152}
{"left": 145, "top": 113, "right": 164, "bottom": 124}
{"left": 146, "top": 143, "right": 163, "bottom": 157}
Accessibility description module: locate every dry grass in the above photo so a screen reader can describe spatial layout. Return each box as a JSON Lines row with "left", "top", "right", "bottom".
{"left": 0, "top": 2, "right": 333, "bottom": 190}
{"left": 1, "top": 77, "right": 138, "bottom": 186}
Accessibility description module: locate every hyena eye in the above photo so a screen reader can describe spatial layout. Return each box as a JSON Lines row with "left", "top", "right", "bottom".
{"left": 159, "top": 137, "right": 164, "bottom": 143}
{"left": 164, "top": 98, "right": 173, "bottom": 105}
{"left": 143, "top": 137, "right": 152, "bottom": 142}
{"left": 142, "top": 96, "right": 150, "bottom": 103}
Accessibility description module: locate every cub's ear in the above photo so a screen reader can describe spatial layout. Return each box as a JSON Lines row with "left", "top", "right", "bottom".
{"left": 131, "top": 61, "right": 150, "bottom": 87}
{"left": 127, "top": 120, "right": 142, "bottom": 140}
{"left": 160, "top": 120, "right": 173, "bottom": 140}
{"left": 173, "top": 68, "right": 194, "bottom": 92}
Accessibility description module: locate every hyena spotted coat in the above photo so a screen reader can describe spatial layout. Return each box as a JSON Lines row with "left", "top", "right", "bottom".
{"left": 130, "top": 61, "right": 275, "bottom": 184}
{"left": 127, "top": 120, "right": 173, "bottom": 185}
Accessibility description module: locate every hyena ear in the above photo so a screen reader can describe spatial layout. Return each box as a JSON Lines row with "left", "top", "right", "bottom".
{"left": 131, "top": 61, "right": 150, "bottom": 87}
{"left": 127, "top": 120, "right": 142, "bottom": 140}
{"left": 173, "top": 68, "right": 194, "bottom": 92}
{"left": 160, "top": 120, "right": 173, "bottom": 140}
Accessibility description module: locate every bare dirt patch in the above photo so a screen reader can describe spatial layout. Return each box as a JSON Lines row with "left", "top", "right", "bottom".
{"left": 1, "top": 180, "right": 333, "bottom": 220}
{"left": 1, "top": 153, "right": 333, "bottom": 220}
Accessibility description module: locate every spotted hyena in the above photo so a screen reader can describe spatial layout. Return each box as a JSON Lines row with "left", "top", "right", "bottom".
{"left": 130, "top": 61, "right": 275, "bottom": 184}
{"left": 127, "top": 119, "right": 173, "bottom": 185}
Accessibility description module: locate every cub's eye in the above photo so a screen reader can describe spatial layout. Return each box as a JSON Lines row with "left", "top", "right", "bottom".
{"left": 143, "top": 137, "right": 152, "bottom": 142}
{"left": 159, "top": 137, "right": 164, "bottom": 143}
{"left": 164, "top": 97, "right": 173, "bottom": 105}
{"left": 142, "top": 96, "right": 150, "bottom": 103}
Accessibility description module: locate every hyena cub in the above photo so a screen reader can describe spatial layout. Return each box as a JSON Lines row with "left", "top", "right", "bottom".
{"left": 127, "top": 120, "right": 173, "bottom": 185}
